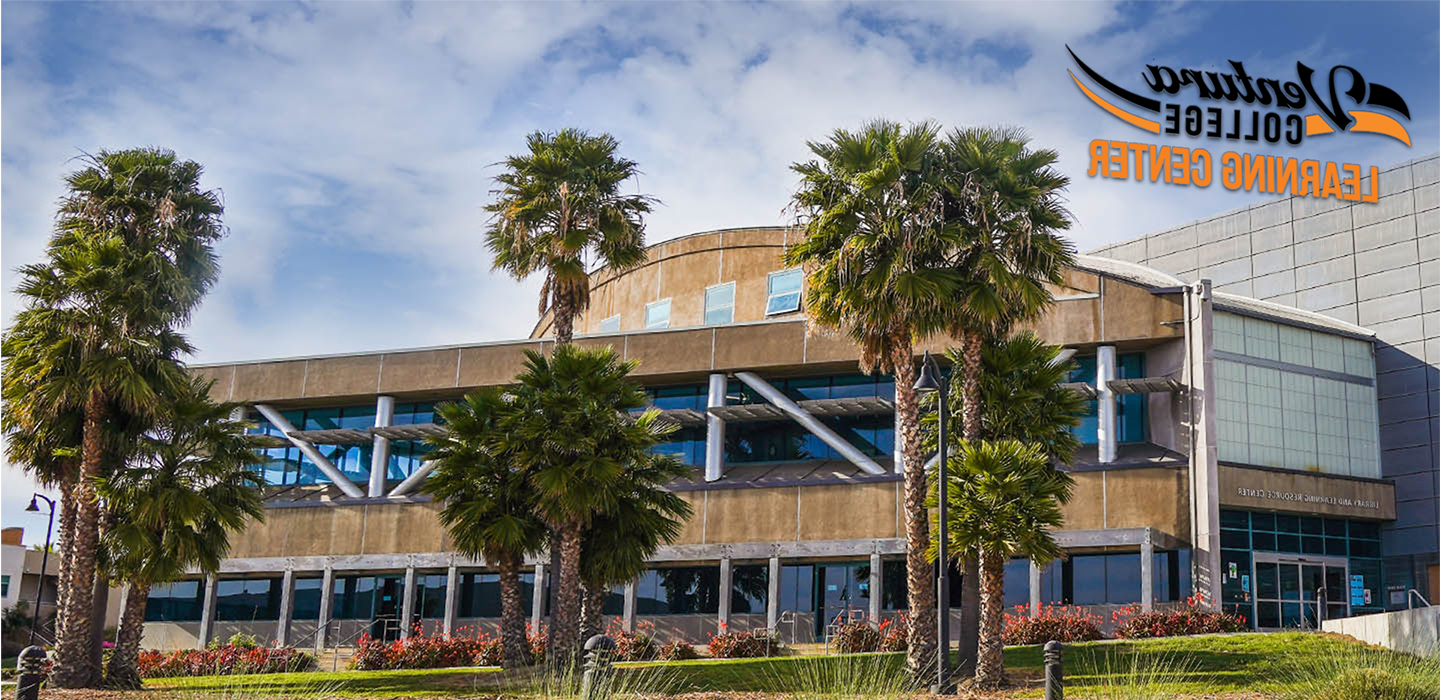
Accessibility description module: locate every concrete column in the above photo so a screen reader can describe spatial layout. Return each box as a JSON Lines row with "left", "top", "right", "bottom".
{"left": 316, "top": 566, "right": 334, "bottom": 651}
{"left": 197, "top": 573, "right": 218, "bottom": 649}
{"left": 1185, "top": 280, "right": 1223, "bottom": 609}
{"left": 275, "top": 569, "right": 296, "bottom": 646}
{"left": 1096, "top": 345, "right": 1118, "bottom": 464}
{"left": 766, "top": 556, "right": 781, "bottom": 631}
{"left": 622, "top": 581, "right": 637, "bottom": 633}
{"left": 705, "top": 374, "right": 727, "bottom": 482}
{"left": 1141, "top": 531, "right": 1155, "bottom": 612}
{"left": 443, "top": 565, "right": 460, "bottom": 636}
{"left": 1029, "top": 560, "right": 1042, "bottom": 618}
{"left": 718, "top": 557, "right": 733, "bottom": 632}
{"left": 530, "top": 563, "right": 546, "bottom": 631}
{"left": 369, "top": 395, "right": 395, "bottom": 497}
{"left": 400, "top": 566, "right": 417, "bottom": 639}
{"left": 868, "top": 554, "right": 882, "bottom": 623}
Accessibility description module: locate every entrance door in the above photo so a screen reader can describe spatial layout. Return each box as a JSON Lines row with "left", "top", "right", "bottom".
{"left": 815, "top": 563, "right": 868, "bottom": 639}
{"left": 1252, "top": 554, "right": 1348, "bottom": 630}
{"left": 371, "top": 575, "right": 403, "bottom": 641}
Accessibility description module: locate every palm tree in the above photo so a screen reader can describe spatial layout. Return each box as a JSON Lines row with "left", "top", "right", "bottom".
{"left": 492, "top": 344, "right": 663, "bottom": 664}
{"left": 578, "top": 449, "right": 693, "bottom": 640}
{"left": 930, "top": 440, "right": 1073, "bottom": 689}
{"left": 936, "top": 126, "right": 1075, "bottom": 673}
{"left": 1, "top": 148, "right": 225, "bottom": 687}
{"left": 485, "top": 128, "right": 655, "bottom": 345}
{"left": 423, "top": 389, "right": 548, "bottom": 669}
{"left": 97, "top": 378, "right": 264, "bottom": 688}
{"left": 784, "top": 120, "right": 964, "bottom": 679}
{"left": 921, "top": 332, "right": 1084, "bottom": 464}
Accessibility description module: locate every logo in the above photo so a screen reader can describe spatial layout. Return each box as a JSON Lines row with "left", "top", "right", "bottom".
{"left": 1068, "top": 46, "right": 1412, "bottom": 202}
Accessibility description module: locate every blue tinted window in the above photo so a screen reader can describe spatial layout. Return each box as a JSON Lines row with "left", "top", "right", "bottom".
{"left": 292, "top": 578, "right": 324, "bottom": 621}
{"left": 779, "top": 565, "right": 813, "bottom": 613}
{"left": 731, "top": 565, "right": 768, "bottom": 614}
{"left": 1067, "top": 354, "right": 1147, "bottom": 445}
{"left": 146, "top": 580, "right": 203, "bottom": 622}
{"left": 767, "top": 269, "right": 802, "bottom": 315}
{"left": 215, "top": 578, "right": 279, "bottom": 621}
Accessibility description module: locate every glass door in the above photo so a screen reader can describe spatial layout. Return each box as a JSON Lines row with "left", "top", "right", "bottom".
{"left": 1252, "top": 554, "right": 1347, "bottom": 630}
{"left": 370, "top": 575, "right": 403, "bottom": 641}
{"left": 815, "top": 563, "right": 869, "bottom": 638}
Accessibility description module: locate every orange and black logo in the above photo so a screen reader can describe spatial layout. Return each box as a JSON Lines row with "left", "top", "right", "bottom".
{"left": 1068, "top": 46, "right": 1411, "bottom": 146}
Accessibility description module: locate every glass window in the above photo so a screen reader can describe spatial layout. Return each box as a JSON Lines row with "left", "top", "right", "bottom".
{"left": 145, "top": 580, "right": 203, "bottom": 622}
{"left": 458, "top": 572, "right": 539, "bottom": 618}
{"left": 1, "top": 575, "right": 8, "bottom": 597}
{"left": 882, "top": 560, "right": 908, "bottom": 610}
{"left": 215, "top": 578, "right": 279, "bottom": 622}
{"left": 778, "top": 565, "right": 814, "bottom": 613}
{"left": 766, "top": 269, "right": 802, "bottom": 315}
{"left": 292, "top": 578, "right": 325, "bottom": 621}
{"left": 416, "top": 574, "right": 447, "bottom": 620}
{"left": 1071, "top": 556, "right": 1106, "bottom": 605}
{"left": 635, "top": 567, "right": 720, "bottom": 615}
{"left": 731, "top": 565, "right": 768, "bottom": 614}
{"left": 1003, "top": 559, "right": 1030, "bottom": 608}
{"left": 599, "top": 315, "right": 620, "bottom": 333}
{"left": 645, "top": 299, "right": 671, "bottom": 330}
{"left": 704, "top": 283, "right": 735, "bottom": 325}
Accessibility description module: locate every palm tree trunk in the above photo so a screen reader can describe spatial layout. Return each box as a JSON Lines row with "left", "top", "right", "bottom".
{"left": 496, "top": 553, "right": 533, "bottom": 669}
{"left": 890, "top": 337, "right": 937, "bottom": 681}
{"left": 974, "top": 550, "right": 1007, "bottom": 689}
{"left": 957, "top": 329, "right": 984, "bottom": 676}
{"left": 52, "top": 470, "right": 78, "bottom": 646}
{"left": 552, "top": 290, "right": 575, "bottom": 346}
{"left": 104, "top": 582, "right": 149, "bottom": 689}
{"left": 550, "top": 521, "right": 583, "bottom": 666}
{"left": 579, "top": 582, "right": 606, "bottom": 642}
{"left": 51, "top": 391, "right": 104, "bottom": 688}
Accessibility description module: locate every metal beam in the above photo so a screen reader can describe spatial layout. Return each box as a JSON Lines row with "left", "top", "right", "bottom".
{"left": 388, "top": 459, "right": 437, "bottom": 497}
{"left": 733, "top": 372, "right": 885, "bottom": 475}
{"left": 370, "top": 396, "right": 395, "bottom": 497}
{"left": 1096, "top": 346, "right": 1118, "bottom": 464}
{"left": 706, "top": 374, "right": 727, "bottom": 482}
{"left": 254, "top": 404, "right": 366, "bottom": 498}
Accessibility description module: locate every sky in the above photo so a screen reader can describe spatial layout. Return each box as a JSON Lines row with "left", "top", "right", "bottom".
{"left": 2, "top": 1, "right": 1437, "bottom": 543}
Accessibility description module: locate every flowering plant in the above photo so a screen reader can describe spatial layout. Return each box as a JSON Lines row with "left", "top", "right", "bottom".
{"left": 1112, "top": 594, "right": 1247, "bottom": 638}
{"left": 351, "top": 625, "right": 499, "bottom": 670}
{"left": 658, "top": 640, "right": 699, "bottom": 661}
{"left": 877, "top": 616, "right": 907, "bottom": 652}
{"left": 137, "top": 644, "right": 313, "bottom": 677}
{"left": 605, "top": 619, "right": 659, "bottom": 661}
{"left": 706, "top": 621, "right": 781, "bottom": 659}
{"left": 829, "top": 617, "right": 881, "bottom": 653}
{"left": 1001, "top": 603, "right": 1103, "bottom": 645}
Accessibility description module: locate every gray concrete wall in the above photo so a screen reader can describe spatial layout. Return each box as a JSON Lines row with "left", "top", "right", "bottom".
{"left": 1090, "top": 154, "right": 1440, "bottom": 578}
{"left": 1323, "top": 606, "right": 1439, "bottom": 656}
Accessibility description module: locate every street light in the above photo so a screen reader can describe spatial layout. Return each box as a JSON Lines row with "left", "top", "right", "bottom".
{"left": 913, "top": 351, "right": 952, "bottom": 694}
{"left": 25, "top": 494, "right": 56, "bottom": 648}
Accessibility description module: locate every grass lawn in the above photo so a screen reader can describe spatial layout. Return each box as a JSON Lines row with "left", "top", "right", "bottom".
{"left": 142, "top": 632, "right": 1397, "bottom": 697}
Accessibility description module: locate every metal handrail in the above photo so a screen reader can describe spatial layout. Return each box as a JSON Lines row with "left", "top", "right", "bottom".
{"left": 1409, "top": 589, "right": 1432, "bottom": 609}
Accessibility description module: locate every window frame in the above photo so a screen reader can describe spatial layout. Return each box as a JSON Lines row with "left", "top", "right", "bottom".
{"left": 644, "top": 299, "right": 672, "bottom": 330}
{"left": 703, "top": 281, "right": 736, "bottom": 325}
{"left": 765, "top": 269, "right": 803, "bottom": 316}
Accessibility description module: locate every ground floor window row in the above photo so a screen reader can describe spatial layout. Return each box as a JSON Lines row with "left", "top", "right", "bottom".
{"left": 144, "top": 550, "right": 1190, "bottom": 624}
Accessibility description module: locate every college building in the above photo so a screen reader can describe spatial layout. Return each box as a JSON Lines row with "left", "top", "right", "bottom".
{"left": 137, "top": 156, "right": 1439, "bottom": 650}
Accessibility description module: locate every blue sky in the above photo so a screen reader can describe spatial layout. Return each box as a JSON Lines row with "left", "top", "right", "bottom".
{"left": 2, "top": 1, "right": 1437, "bottom": 540}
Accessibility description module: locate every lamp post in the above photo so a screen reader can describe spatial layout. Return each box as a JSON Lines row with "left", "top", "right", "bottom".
{"left": 913, "top": 351, "right": 952, "bottom": 694}
{"left": 24, "top": 493, "right": 56, "bottom": 647}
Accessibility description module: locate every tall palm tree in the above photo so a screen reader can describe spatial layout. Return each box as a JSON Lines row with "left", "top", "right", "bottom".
{"left": 930, "top": 440, "right": 1073, "bottom": 689}
{"left": 936, "top": 126, "right": 1075, "bottom": 673}
{"left": 485, "top": 128, "right": 655, "bottom": 345}
{"left": 492, "top": 345, "right": 664, "bottom": 664}
{"left": 97, "top": 378, "right": 264, "bottom": 688}
{"left": 423, "top": 390, "right": 549, "bottom": 669}
{"left": 1, "top": 148, "right": 225, "bottom": 688}
{"left": 579, "top": 449, "right": 693, "bottom": 640}
{"left": 784, "top": 120, "right": 964, "bottom": 679}
{"left": 921, "top": 332, "right": 1084, "bottom": 465}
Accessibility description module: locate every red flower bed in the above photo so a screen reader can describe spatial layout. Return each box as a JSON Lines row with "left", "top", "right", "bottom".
{"left": 605, "top": 619, "right": 659, "bottom": 662}
{"left": 878, "top": 616, "right": 907, "bottom": 653}
{"left": 351, "top": 627, "right": 499, "bottom": 670}
{"left": 137, "top": 644, "right": 314, "bottom": 678}
{"left": 829, "top": 619, "right": 881, "bottom": 653}
{"left": 707, "top": 622, "right": 781, "bottom": 659}
{"left": 1001, "top": 604, "right": 1103, "bottom": 645}
{"left": 1112, "top": 595, "right": 1248, "bottom": 639}
{"left": 658, "top": 640, "right": 698, "bottom": 661}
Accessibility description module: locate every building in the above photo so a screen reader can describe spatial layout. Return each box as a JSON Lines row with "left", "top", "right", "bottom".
{"left": 138, "top": 224, "right": 1398, "bottom": 650}
{"left": 1090, "top": 152, "right": 1439, "bottom": 609}
{"left": 1, "top": 527, "right": 64, "bottom": 638}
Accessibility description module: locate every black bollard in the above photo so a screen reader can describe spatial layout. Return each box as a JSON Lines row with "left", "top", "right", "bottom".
{"left": 579, "top": 634, "right": 616, "bottom": 700}
{"left": 16, "top": 645, "right": 48, "bottom": 700}
{"left": 1043, "top": 640, "right": 1064, "bottom": 700}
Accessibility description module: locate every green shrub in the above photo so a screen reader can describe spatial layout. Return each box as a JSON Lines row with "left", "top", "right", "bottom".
{"left": 829, "top": 620, "right": 880, "bottom": 653}
{"left": 658, "top": 640, "right": 698, "bottom": 661}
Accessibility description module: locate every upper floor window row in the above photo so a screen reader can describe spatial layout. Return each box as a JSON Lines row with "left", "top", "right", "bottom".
{"left": 598, "top": 268, "right": 804, "bottom": 334}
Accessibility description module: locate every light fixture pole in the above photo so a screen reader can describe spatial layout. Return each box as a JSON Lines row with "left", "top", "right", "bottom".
{"left": 24, "top": 494, "right": 56, "bottom": 647}
{"left": 913, "top": 351, "right": 952, "bottom": 694}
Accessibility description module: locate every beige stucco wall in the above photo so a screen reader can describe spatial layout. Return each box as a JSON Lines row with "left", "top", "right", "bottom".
{"left": 1219, "top": 464, "right": 1396, "bottom": 520}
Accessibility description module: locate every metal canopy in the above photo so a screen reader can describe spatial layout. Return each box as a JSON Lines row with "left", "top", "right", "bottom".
{"left": 285, "top": 428, "right": 373, "bottom": 445}
{"left": 708, "top": 404, "right": 786, "bottom": 422}
{"left": 650, "top": 408, "right": 708, "bottom": 426}
{"left": 799, "top": 396, "right": 895, "bottom": 417}
{"left": 245, "top": 434, "right": 292, "bottom": 449}
{"left": 1109, "top": 376, "right": 1182, "bottom": 395}
{"left": 1061, "top": 382, "right": 1098, "bottom": 399}
{"left": 370, "top": 424, "right": 447, "bottom": 441}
